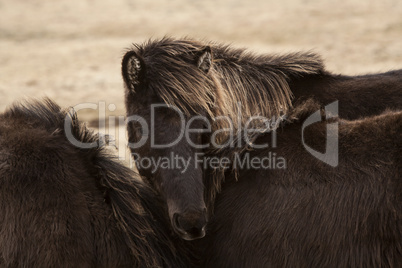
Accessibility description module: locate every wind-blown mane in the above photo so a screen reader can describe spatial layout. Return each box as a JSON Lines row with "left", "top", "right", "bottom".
{"left": 0, "top": 98, "right": 192, "bottom": 267}
{"left": 125, "top": 37, "right": 325, "bottom": 138}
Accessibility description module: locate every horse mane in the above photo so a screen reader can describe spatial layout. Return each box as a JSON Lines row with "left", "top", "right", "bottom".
{"left": 2, "top": 98, "right": 98, "bottom": 147}
{"left": 96, "top": 153, "right": 193, "bottom": 267}
{"left": 128, "top": 37, "right": 325, "bottom": 142}
{"left": 1, "top": 98, "right": 192, "bottom": 267}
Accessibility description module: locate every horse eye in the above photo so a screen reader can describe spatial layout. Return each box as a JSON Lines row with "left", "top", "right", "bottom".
{"left": 137, "top": 126, "right": 143, "bottom": 136}
{"left": 134, "top": 126, "right": 143, "bottom": 141}
{"left": 128, "top": 121, "right": 147, "bottom": 142}
{"left": 135, "top": 124, "right": 149, "bottom": 139}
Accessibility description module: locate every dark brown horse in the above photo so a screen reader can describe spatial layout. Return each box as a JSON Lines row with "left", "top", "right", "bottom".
{"left": 0, "top": 99, "right": 194, "bottom": 267}
{"left": 122, "top": 37, "right": 402, "bottom": 240}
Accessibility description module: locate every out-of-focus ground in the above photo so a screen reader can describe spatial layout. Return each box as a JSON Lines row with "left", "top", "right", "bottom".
{"left": 1, "top": 0, "right": 402, "bottom": 161}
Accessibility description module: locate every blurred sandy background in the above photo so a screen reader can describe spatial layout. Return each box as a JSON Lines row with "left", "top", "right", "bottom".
{"left": 1, "top": 0, "right": 401, "bottom": 145}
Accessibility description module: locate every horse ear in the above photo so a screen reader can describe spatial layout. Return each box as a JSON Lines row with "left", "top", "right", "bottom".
{"left": 122, "top": 51, "right": 145, "bottom": 91}
{"left": 196, "top": 46, "right": 212, "bottom": 73}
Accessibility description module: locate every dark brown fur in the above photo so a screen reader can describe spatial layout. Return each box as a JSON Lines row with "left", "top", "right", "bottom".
{"left": 0, "top": 99, "right": 194, "bottom": 267}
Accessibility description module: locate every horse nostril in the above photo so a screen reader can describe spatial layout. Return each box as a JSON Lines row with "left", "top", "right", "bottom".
{"left": 173, "top": 213, "right": 182, "bottom": 232}
{"left": 173, "top": 213, "right": 188, "bottom": 234}
{"left": 172, "top": 211, "right": 207, "bottom": 240}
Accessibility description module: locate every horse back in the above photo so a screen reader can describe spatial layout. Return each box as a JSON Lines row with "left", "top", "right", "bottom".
{"left": 290, "top": 70, "right": 402, "bottom": 120}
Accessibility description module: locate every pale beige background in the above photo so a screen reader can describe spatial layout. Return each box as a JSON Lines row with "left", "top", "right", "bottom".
{"left": 1, "top": 0, "right": 401, "bottom": 127}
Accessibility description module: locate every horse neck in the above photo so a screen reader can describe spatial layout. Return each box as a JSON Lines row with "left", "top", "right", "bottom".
{"left": 203, "top": 98, "right": 323, "bottom": 215}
